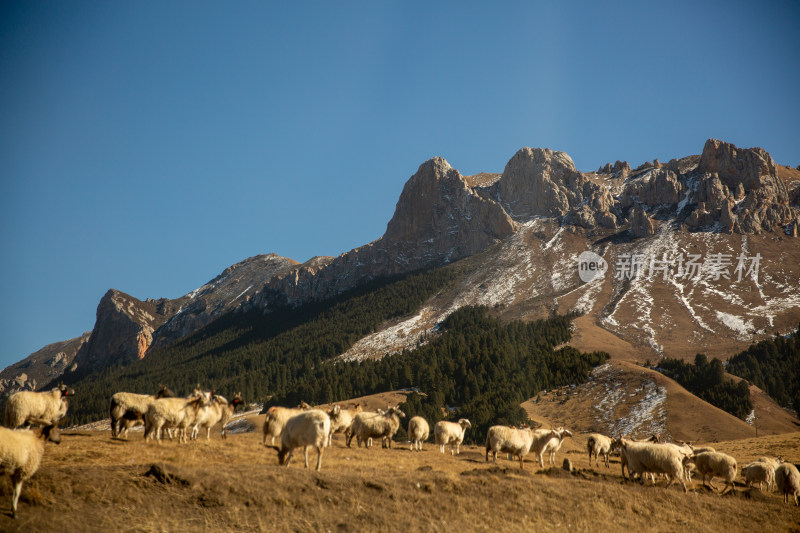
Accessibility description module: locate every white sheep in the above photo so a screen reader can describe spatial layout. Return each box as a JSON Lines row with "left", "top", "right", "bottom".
{"left": 755, "top": 456, "right": 783, "bottom": 470}
{"left": 0, "top": 424, "right": 60, "bottom": 517}
{"left": 542, "top": 427, "right": 572, "bottom": 466}
{"left": 408, "top": 416, "right": 430, "bottom": 452}
{"left": 530, "top": 429, "right": 560, "bottom": 468}
{"left": 4, "top": 384, "right": 74, "bottom": 429}
{"left": 327, "top": 403, "right": 362, "bottom": 447}
{"left": 144, "top": 391, "right": 208, "bottom": 444}
{"left": 262, "top": 402, "right": 312, "bottom": 446}
{"left": 348, "top": 407, "right": 406, "bottom": 449}
{"left": 616, "top": 437, "right": 688, "bottom": 492}
{"left": 775, "top": 463, "right": 800, "bottom": 505}
{"left": 109, "top": 385, "right": 174, "bottom": 439}
{"left": 266, "top": 409, "right": 331, "bottom": 471}
{"left": 486, "top": 425, "right": 536, "bottom": 469}
{"left": 192, "top": 392, "right": 243, "bottom": 440}
{"left": 587, "top": 433, "right": 613, "bottom": 468}
{"left": 684, "top": 451, "right": 737, "bottom": 494}
{"left": 742, "top": 461, "right": 775, "bottom": 492}
{"left": 434, "top": 419, "right": 471, "bottom": 455}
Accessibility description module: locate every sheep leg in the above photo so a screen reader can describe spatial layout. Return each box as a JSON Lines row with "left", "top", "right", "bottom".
{"left": 284, "top": 450, "right": 294, "bottom": 467}
{"left": 519, "top": 455, "right": 525, "bottom": 470}
{"left": 10, "top": 474, "right": 23, "bottom": 518}
{"left": 303, "top": 446, "right": 310, "bottom": 469}
{"left": 315, "top": 446, "right": 324, "bottom": 471}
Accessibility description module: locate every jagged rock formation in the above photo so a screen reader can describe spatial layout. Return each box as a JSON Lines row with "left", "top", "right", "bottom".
{"left": 9, "top": 138, "right": 800, "bottom": 389}
{"left": 0, "top": 332, "right": 90, "bottom": 397}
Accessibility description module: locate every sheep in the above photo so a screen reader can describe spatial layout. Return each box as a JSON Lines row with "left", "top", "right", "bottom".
{"left": 327, "top": 403, "right": 362, "bottom": 447}
{"left": 0, "top": 424, "right": 60, "bottom": 517}
{"left": 408, "top": 416, "right": 430, "bottom": 451}
{"left": 683, "top": 451, "right": 737, "bottom": 494}
{"left": 485, "top": 425, "right": 535, "bottom": 469}
{"left": 265, "top": 409, "right": 331, "bottom": 471}
{"left": 742, "top": 461, "right": 775, "bottom": 492}
{"left": 542, "top": 427, "right": 572, "bottom": 466}
{"left": 755, "top": 456, "right": 783, "bottom": 470}
{"left": 348, "top": 407, "right": 406, "bottom": 449}
{"left": 530, "top": 429, "right": 560, "bottom": 468}
{"left": 4, "top": 384, "right": 74, "bottom": 429}
{"left": 616, "top": 437, "right": 688, "bottom": 492}
{"left": 434, "top": 419, "right": 471, "bottom": 455}
{"left": 262, "top": 402, "right": 312, "bottom": 446}
{"left": 109, "top": 385, "right": 174, "bottom": 439}
{"left": 144, "top": 391, "right": 208, "bottom": 444}
{"left": 587, "top": 433, "right": 613, "bottom": 468}
{"left": 775, "top": 463, "right": 800, "bottom": 505}
{"left": 191, "top": 392, "right": 243, "bottom": 440}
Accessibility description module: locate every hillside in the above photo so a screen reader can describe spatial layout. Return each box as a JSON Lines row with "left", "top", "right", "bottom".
{"left": 2, "top": 427, "right": 798, "bottom": 532}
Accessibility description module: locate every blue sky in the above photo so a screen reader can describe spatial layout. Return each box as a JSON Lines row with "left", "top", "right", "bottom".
{"left": 1, "top": 1, "right": 799, "bottom": 369}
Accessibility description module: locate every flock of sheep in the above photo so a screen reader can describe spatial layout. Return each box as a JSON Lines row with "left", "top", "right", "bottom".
{"left": 0, "top": 384, "right": 799, "bottom": 519}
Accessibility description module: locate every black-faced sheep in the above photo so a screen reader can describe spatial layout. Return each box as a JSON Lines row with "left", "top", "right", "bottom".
{"left": 434, "top": 419, "right": 471, "bottom": 455}
{"left": 4, "top": 384, "right": 74, "bottom": 429}
{"left": 408, "top": 416, "right": 430, "bottom": 452}
{"left": 266, "top": 409, "right": 331, "bottom": 471}
{"left": 0, "top": 424, "right": 60, "bottom": 517}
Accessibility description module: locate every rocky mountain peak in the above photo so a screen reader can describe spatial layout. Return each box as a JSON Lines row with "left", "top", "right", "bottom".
{"left": 492, "top": 147, "right": 583, "bottom": 219}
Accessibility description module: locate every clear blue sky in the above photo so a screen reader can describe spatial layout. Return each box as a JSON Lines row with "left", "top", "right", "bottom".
{"left": 1, "top": 1, "right": 799, "bottom": 369}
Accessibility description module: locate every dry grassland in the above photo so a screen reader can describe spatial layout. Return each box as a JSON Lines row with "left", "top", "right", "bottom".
{"left": 1, "top": 428, "right": 798, "bottom": 533}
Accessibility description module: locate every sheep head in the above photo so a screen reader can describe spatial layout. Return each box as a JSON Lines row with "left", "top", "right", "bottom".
{"left": 458, "top": 419, "right": 472, "bottom": 429}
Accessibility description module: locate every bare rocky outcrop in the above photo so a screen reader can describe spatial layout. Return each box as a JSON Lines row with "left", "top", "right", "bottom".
{"left": 629, "top": 205, "right": 655, "bottom": 238}
{"left": 0, "top": 333, "right": 90, "bottom": 397}
{"left": 622, "top": 168, "right": 685, "bottom": 208}
{"left": 688, "top": 139, "right": 798, "bottom": 234}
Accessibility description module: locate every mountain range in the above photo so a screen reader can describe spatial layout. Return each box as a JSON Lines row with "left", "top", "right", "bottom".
{"left": 3, "top": 138, "right": 799, "bottom": 437}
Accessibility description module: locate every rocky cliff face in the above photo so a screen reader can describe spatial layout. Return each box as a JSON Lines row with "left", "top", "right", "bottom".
{"left": 0, "top": 332, "right": 90, "bottom": 397}
{"left": 10, "top": 138, "right": 800, "bottom": 389}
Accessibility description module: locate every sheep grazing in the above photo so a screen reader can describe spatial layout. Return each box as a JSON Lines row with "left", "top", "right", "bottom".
{"left": 192, "top": 392, "right": 243, "bottom": 440}
{"left": 742, "top": 461, "right": 775, "bottom": 492}
{"left": 543, "top": 428, "right": 572, "bottom": 466}
{"left": 587, "top": 433, "right": 613, "bottom": 468}
{"left": 616, "top": 437, "right": 688, "bottom": 492}
{"left": 144, "top": 391, "right": 208, "bottom": 444}
{"left": 0, "top": 424, "right": 60, "bottom": 517}
{"left": 262, "top": 402, "right": 312, "bottom": 446}
{"left": 775, "top": 463, "right": 800, "bottom": 505}
{"left": 348, "top": 407, "right": 406, "bottom": 449}
{"left": 327, "top": 403, "right": 362, "bottom": 446}
{"left": 266, "top": 409, "right": 331, "bottom": 471}
{"left": 4, "top": 384, "right": 74, "bottom": 429}
{"left": 684, "top": 451, "right": 737, "bottom": 494}
{"left": 408, "top": 416, "right": 430, "bottom": 451}
{"left": 109, "top": 385, "right": 174, "bottom": 439}
{"left": 434, "top": 419, "right": 471, "bottom": 455}
{"left": 486, "top": 425, "right": 535, "bottom": 469}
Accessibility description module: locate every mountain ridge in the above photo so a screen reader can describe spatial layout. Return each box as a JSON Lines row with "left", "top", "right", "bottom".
{"left": 3, "top": 139, "right": 799, "bottom": 405}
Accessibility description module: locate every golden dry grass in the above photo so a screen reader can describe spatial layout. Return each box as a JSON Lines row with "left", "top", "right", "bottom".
{"left": 1, "top": 428, "right": 798, "bottom": 532}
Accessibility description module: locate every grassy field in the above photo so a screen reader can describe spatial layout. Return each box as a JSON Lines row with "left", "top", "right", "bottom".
{"left": 1, "top": 425, "right": 798, "bottom": 532}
